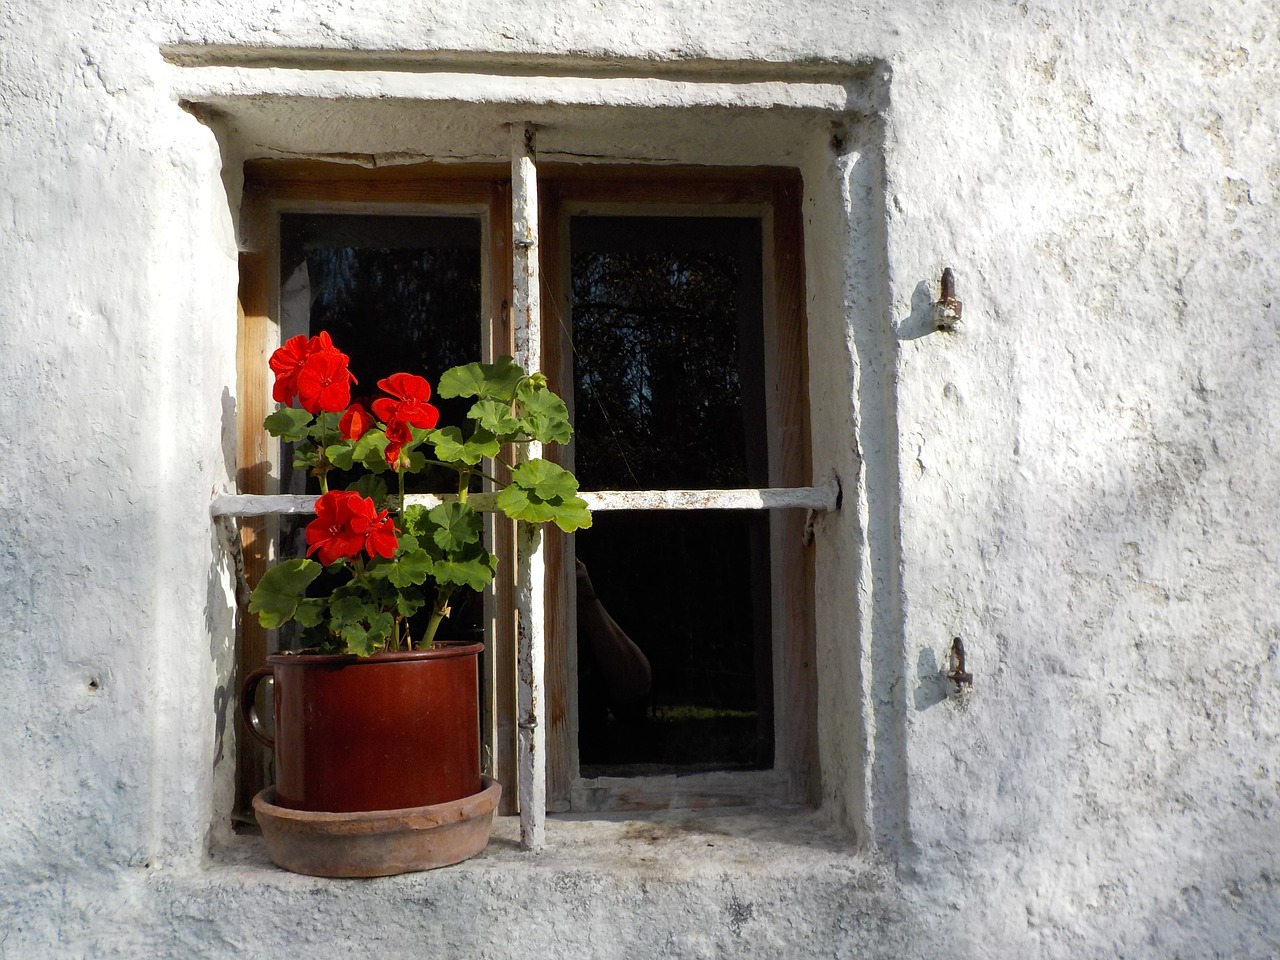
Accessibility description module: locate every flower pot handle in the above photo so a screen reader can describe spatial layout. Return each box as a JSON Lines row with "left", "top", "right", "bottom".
{"left": 240, "top": 666, "right": 275, "bottom": 749}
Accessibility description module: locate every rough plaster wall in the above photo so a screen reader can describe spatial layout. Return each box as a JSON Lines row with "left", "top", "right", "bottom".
{"left": 0, "top": 0, "right": 239, "bottom": 887}
{"left": 888, "top": 5, "right": 1280, "bottom": 956}
{"left": 0, "top": 0, "right": 1277, "bottom": 957}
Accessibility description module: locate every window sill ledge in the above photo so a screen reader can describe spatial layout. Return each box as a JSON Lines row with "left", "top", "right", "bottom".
{"left": 207, "top": 806, "right": 880, "bottom": 881}
{"left": 129, "top": 809, "right": 901, "bottom": 957}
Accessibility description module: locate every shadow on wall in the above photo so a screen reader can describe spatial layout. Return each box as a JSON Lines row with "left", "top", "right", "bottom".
{"left": 207, "top": 388, "right": 242, "bottom": 807}
{"left": 897, "top": 280, "right": 940, "bottom": 341}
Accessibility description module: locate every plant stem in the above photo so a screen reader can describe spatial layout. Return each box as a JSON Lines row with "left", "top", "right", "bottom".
{"left": 318, "top": 415, "right": 331, "bottom": 493}
{"left": 422, "top": 585, "right": 453, "bottom": 648}
{"left": 421, "top": 465, "right": 471, "bottom": 649}
{"left": 420, "top": 458, "right": 504, "bottom": 487}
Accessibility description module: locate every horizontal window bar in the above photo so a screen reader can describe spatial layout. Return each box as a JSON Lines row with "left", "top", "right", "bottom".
{"left": 209, "top": 477, "right": 840, "bottom": 518}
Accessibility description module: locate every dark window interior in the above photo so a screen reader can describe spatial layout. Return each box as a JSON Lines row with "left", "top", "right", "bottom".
{"left": 569, "top": 216, "right": 774, "bottom": 775}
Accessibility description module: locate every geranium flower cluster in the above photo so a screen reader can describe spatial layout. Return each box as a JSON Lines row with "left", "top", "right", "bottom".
{"left": 250, "top": 333, "right": 590, "bottom": 655}
{"left": 305, "top": 490, "right": 398, "bottom": 566}
{"left": 269, "top": 331, "right": 356, "bottom": 415}
{"left": 340, "top": 372, "right": 441, "bottom": 468}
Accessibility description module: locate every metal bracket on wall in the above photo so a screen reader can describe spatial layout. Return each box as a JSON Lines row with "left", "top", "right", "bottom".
{"left": 934, "top": 267, "right": 963, "bottom": 331}
{"left": 948, "top": 636, "right": 974, "bottom": 690}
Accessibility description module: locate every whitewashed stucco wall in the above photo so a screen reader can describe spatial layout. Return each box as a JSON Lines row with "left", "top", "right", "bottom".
{"left": 1, "top": 1, "right": 1276, "bottom": 957}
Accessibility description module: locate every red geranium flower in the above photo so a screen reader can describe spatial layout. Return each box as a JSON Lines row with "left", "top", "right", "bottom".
{"left": 297, "top": 351, "right": 356, "bottom": 415}
{"left": 269, "top": 331, "right": 357, "bottom": 413}
{"left": 383, "top": 418, "right": 413, "bottom": 467}
{"left": 372, "top": 373, "right": 440, "bottom": 430}
{"left": 268, "top": 335, "right": 311, "bottom": 404}
{"left": 305, "top": 491, "right": 367, "bottom": 566}
{"left": 339, "top": 403, "right": 374, "bottom": 440}
{"left": 305, "top": 490, "right": 398, "bottom": 566}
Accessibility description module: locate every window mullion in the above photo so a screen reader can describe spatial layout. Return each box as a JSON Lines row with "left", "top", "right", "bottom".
{"left": 510, "top": 122, "right": 547, "bottom": 852}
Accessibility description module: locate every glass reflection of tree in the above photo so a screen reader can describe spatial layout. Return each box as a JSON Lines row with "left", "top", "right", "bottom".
{"left": 572, "top": 251, "right": 748, "bottom": 491}
{"left": 571, "top": 235, "right": 772, "bottom": 773}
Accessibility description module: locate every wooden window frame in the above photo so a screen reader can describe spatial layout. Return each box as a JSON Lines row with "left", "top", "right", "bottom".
{"left": 538, "top": 167, "right": 817, "bottom": 812}
{"left": 231, "top": 159, "right": 817, "bottom": 823}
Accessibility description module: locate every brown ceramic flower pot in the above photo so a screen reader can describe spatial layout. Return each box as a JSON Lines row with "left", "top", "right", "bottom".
{"left": 241, "top": 642, "right": 484, "bottom": 813}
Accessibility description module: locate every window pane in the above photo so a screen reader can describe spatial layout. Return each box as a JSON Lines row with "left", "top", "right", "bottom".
{"left": 277, "top": 213, "right": 485, "bottom": 643}
{"left": 570, "top": 216, "right": 773, "bottom": 775}
{"left": 569, "top": 217, "right": 766, "bottom": 490}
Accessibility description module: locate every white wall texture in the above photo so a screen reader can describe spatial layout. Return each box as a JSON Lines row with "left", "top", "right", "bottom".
{"left": 1, "top": 1, "right": 1277, "bottom": 957}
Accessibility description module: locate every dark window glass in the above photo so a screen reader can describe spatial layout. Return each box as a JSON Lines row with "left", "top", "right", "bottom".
{"left": 570, "top": 216, "right": 773, "bottom": 775}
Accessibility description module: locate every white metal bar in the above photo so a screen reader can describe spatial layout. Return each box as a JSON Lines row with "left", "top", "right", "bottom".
{"left": 511, "top": 122, "right": 546, "bottom": 852}
{"left": 210, "top": 479, "right": 840, "bottom": 518}
{"left": 209, "top": 479, "right": 841, "bottom": 518}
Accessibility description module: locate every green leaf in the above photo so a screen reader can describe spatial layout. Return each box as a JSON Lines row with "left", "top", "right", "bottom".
{"left": 326, "top": 441, "right": 356, "bottom": 470}
{"left": 548, "top": 495, "right": 593, "bottom": 533}
{"left": 350, "top": 429, "right": 390, "bottom": 471}
{"left": 330, "top": 595, "right": 377, "bottom": 627}
{"left": 387, "top": 549, "right": 435, "bottom": 588}
{"left": 495, "top": 483, "right": 558, "bottom": 524}
{"left": 248, "top": 559, "right": 322, "bottom": 629}
{"left": 394, "top": 591, "right": 426, "bottom": 618}
{"left": 432, "top": 555, "right": 498, "bottom": 592}
{"left": 516, "top": 381, "right": 573, "bottom": 444}
{"left": 511, "top": 459, "right": 579, "bottom": 500}
{"left": 339, "top": 611, "right": 394, "bottom": 657}
{"left": 307, "top": 411, "right": 341, "bottom": 442}
{"left": 438, "top": 357, "right": 526, "bottom": 402}
{"left": 468, "top": 399, "right": 522, "bottom": 437}
{"left": 293, "top": 597, "right": 327, "bottom": 628}
{"left": 263, "top": 407, "right": 314, "bottom": 442}
{"left": 429, "top": 502, "right": 483, "bottom": 552}
{"left": 346, "top": 474, "right": 389, "bottom": 505}
{"left": 429, "top": 426, "right": 500, "bottom": 466}
{"left": 496, "top": 461, "right": 591, "bottom": 532}
{"left": 292, "top": 446, "right": 319, "bottom": 470}
{"left": 400, "top": 505, "right": 433, "bottom": 541}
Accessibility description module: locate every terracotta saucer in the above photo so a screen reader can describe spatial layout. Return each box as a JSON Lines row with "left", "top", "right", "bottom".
{"left": 253, "top": 777, "right": 501, "bottom": 878}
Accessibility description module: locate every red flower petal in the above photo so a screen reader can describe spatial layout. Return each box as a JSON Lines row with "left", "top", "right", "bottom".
{"left": 339, "top": 403, "right": 373, "bottom": 440}
{"left": 383, "top": 419, "right": 413, "bottom": 466}
{"left": 365, "top": 513, "right": 399, "bottom": 560}
{"left": 377, "top": 373, "right": 432, "bottom": 402}
{"left": 269, "top": 335, "right": 311, "bottom": 405}
{"left": 371, "top": 397, "right": 399, "bottom": 423}
{"left": 297, "top": 352, "right": 355, "bottom": 414}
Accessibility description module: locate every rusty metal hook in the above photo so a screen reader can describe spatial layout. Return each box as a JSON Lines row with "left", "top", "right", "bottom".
{"left": 948, "top": 636, "right": 974, "bottom": 689}
{"left": 935, "top": 267, "right": 963, "bottom": 331}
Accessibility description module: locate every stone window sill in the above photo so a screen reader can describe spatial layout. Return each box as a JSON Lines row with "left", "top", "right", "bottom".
{"left": 152, "top": 808, "right": 896, "bottom": 956}
{"left": 212, "top": 806, "right": 873, "bottom": 878}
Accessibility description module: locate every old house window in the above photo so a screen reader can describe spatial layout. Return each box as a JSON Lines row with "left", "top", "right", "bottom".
{"left": 232, "top": 160, "right": 821, "bottom": 825}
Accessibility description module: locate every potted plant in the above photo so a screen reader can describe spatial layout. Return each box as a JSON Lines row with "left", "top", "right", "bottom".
{"left": 239, "top": 331, "right": 589, "bottom": 877}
